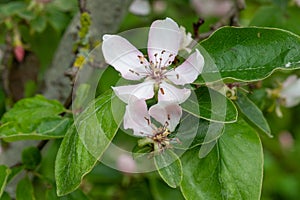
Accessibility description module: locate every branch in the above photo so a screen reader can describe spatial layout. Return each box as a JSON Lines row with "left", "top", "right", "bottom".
{"left": 196, "top": 0, "right": 246, "bottom": 41}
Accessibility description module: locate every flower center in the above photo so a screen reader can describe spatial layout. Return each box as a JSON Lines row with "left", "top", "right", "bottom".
{"left": 136, "top": 50, "right": 174, "bottom": 83}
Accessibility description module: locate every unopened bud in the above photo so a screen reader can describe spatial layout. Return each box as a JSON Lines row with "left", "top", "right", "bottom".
{"left": 14, "top": 45, "right": 25, "bottom": 62}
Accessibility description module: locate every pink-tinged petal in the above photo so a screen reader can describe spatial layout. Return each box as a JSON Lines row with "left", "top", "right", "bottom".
{"left": 280, "top": 78, "right": 300, "bottom": 107}
{"left": 167, "top": 49, "right": 204, "bottom": 85}
{"left": 112, "top": 80, "right": 155, "bottom": 103}
{"left": 129, "top": 0, "right": 151, "bottom": 16}
{"left": 123, "top": 98, "right": 153, "bottom": 136}
{"left": 149, "top": 102, "right": 182, "bottom": 131}
{"left": 147, "top": 18, "right": 181, "bottom": 67}
{"left": 282, "top": 75, "right": 297, "bottom": 88}
{"left": 158, "top": 82, "right": 191, "bottom": 104}
{"left": 117, "top": 154, "right": 137, "bottom": 173}
{"left": 179, "top": 26, "right": 193, "bottom": 53}
{"left": 102, "top": 34, "right": 149, "bottom": 80}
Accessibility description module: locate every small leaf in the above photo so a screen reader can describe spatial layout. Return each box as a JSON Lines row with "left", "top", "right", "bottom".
{"left": 17, "top": 10, "right": 36, "bottom": 21}
{"left": 0, "top": 165, "right": 11, "bottom": 197}
{"left": 182, "top": 86, "right": 237, "bottom": 123}
{"left": 16, "top": 176, "right": 35, "bottom": 200}
{"left": 197, "top": 27, "right": 300, "bottom": 83}
{"left": 132, "top": 144, "right": 152, "bottom": 160}
{"left": 173, "top": 113, "right": 224, "bottom": 152}
{"left": 0, "top": 117, "right": 72, "bottom": 142}
{"left": 180, "top": 119, "right": 263, "bottom": 200}
{"left": 22, "top": 147, "right": 42, "bottom": 170}
{"left": 0, "top": 95, "right": 70, "bottom": 142}
{"left": 192, "top": 120, "right": 224, "bottom": 148}
{"left": 6, "top": 165, "right": 23, "bottom": 184}
{"left": 235, "top": 90, "right": 272, "bottom": 138}
{"left": 31, "top": 16, "right": 47, "bottom": 33}
{"left": 55, "top": 90, "right": 125, "bottom": 196}
{"left": 50, "top": 0, "right": 78, "bottom": 12}
{"left": 154, "top": 150, "right": 182, "bottom": 188}
{"left": 1, "top": 95, "right": 65, "bottom": 126}
{"left": 46, "top": 9, "right": 70, "bottom": 32}
{"left": 0, "top": 2, "right": 27, "bottom": 17}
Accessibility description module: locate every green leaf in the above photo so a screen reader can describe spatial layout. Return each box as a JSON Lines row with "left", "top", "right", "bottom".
{"left": 45, "top": 185, "right": 89, "bottom": 200}
{"left": 0, "top": 2, "right": 27, "bottom": 18}
{"left": 250, "top": 6, "right": 300, "bottom": 36}
{"left": 235, "top": 90, "right": 272, "bottom": 138}
{"left": 55, "top": 90, "right": 125, "bottom": 196}
{"left": 197, "top": 27, "right": 300, "bottom": 83}
{"left": 51, "top": 0, "right": 78, "bottom": 12}
{"left": 0, "top": 95, "right": 69, "bottom": 141}
{"left": 31, "top": 16, "right": 47, "bottom": 33}
{"left": 16, "top": 176, "right": 35, "bottom": 200}
{"left": 172, "top": 113, "right": 224, "bottom": 155}
{"left": 1, "top": 95, "right": 65, "bottom": 126}
{"left": 6, "top": 165, "right": 23, "bottom": 184}
{"left": 154, "top": 150, "right": 182, "bottom": 188}
{"left": 132, "top": 144, "right": 152, "bottom": 159}
{"left": 180, "top": 119, "right": 263, "bottom": 200}
{"left": 149, "top": 177, "right": 185, "bottom": 200}
{"left": 46, "top": 9, "right": 70, "bottom": 32}
{"left": 189, "top": 119, "right": 224, "bottom": 148}
{"left": 22, "top": 147, "right": 42, "bottom": 170}
{"left": 0, "top": 192, "right": 11, "bottom": 200}
{"left": 17, "top": 10, "right": 36, "bottom": 21}
{"left": 0, "top": 117, "right": 72, "bottom": 142}
{"left": 182, "top": 87, "right": 237, "bottom": 123}
{"left": 0, "top": 165, "right": 10, "bottom": 197}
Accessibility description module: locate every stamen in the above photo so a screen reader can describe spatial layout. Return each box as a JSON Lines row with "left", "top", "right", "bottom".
{"left": 144, "top": 117, "right": 150, "bottom": 125}
{"left": 158, "top": 57, "right": 163, "bottom": 68}
{"left": 167, "top": 114, "right": 170, "bottom": 120}
{"left": 176, "top": 74, "right": 179, "bottom": 79}
{"left": 160, "top": 88, "right": 165, "bottom": 95}
{"left": 165, "top": 121, "right": 169, "bottom": 126}
{"left": 138, "top": 55, "right": 147, "bottom": 65}
{"left": 161, "top": 50, "right": 166, "bottom": 54}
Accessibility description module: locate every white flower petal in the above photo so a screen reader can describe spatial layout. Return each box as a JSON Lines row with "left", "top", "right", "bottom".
{"left": 282, "top": 75, "right": 297, "bottom": 88}
{"left": 281, "top": 78, "right": 300, "bottom": 107}
{"left": 112, "top": 80, "right": 155, "bottom": 103}
{"left": 147, "top": 18, "right": 181, "bottom": 67}
{"left": 179, "top": 26, "right": 193, "bottom": 52}
{"left": 102, "top": 34, "right": 149, "bottom": 80}
{"left": 167, "top": 49, "right": 204, "bottom": 85}
{"left": 149, "top": 102, "right": 182, "bottom": 131}
{"left": 158, "top": 82, "right": 191, "bottom": 104}
{"left": 129, "top": 0, "right": 151, "bottom": 16}
{"left": 123, "top": 98, "right": 153, "bottom": 136}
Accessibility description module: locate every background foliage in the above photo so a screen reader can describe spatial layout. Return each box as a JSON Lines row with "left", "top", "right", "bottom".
{"left": 0, "top": 0, "right": 300, "bottom": 199}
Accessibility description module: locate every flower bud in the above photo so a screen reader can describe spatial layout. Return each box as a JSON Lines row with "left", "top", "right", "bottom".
{"left": 14, "top": 45, "right": 25, "bottom": 62}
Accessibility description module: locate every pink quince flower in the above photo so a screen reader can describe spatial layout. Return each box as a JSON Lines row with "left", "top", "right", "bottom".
{"left": 123, "top": 98, "right": 182, "bottom": 139}
{"left": 102, "top": 18, "right": 204, "bottom": 104}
